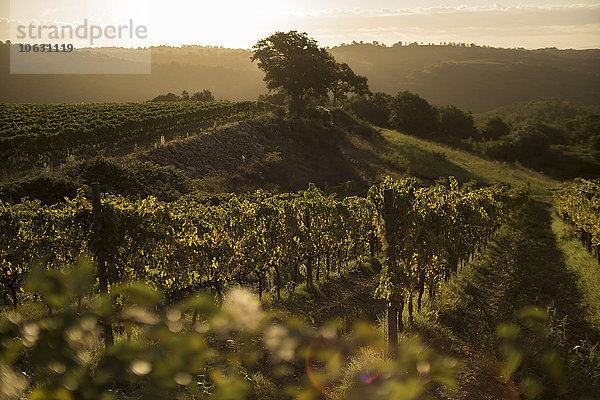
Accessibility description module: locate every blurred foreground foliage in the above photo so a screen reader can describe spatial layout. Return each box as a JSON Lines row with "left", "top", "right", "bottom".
{"left": 0, "top": 259, "right": 458, "bottom": 400}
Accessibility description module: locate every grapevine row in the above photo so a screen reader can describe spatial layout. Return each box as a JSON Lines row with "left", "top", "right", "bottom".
{"left": 0, "top": 101, "right": 277, "bottom": 157}
{"left": 553, "top": 178, "right": 600, "bottom": 263}
{"left": 0, "top": 178, "right": 527, "bottom": 308}
{"left": 368, "top": 176, "right": 527, "bottom": 342}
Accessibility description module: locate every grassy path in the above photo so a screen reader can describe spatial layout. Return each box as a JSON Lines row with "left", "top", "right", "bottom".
{"left": 550, "top": 213, "right": 600, "bottom": 331}
{"left": 380, "top": 129, "right": 558, "bottom": 198}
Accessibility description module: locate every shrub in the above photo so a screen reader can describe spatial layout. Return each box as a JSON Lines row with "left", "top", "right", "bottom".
{"left": 480, "top": 124, "right": 551, "bottom": 162}
{"left": 346, "top": 92, "right": 393, "bottom": 127}
{"left": 438, "top": 105, "right": 478, "bottom": 139}
{"left": 481, "top": 116, "right": 511, "bottom": 140}
{"left": 389, "top": 91, "right": 438, "bottom": 136}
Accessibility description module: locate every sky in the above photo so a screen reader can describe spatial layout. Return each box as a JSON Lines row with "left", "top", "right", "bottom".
{"left": 1, "top": 0, "right": 599, "bottom": 49}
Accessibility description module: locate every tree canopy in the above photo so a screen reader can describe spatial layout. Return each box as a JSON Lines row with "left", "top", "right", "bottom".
{"left": 252, "top": 31, "right": 369, "bottom": 116}
{"left": 389, "top": 91, "right": 438, "bottom": 136}
{"left": 347, "top": 92, "right": 393, "bottom": 127}
{"left": 481, "top": 117, "right": 511, "bottom": 140}
{"left": 327, "top": 62, "right": 370, "bottom": 107}
{"left": 438, "top": 105, "right": 478, "bottom": 139}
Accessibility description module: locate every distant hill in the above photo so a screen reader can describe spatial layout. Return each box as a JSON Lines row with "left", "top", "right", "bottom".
{"left": 0, "top": 44, "right": 264, "bottom": 103}
{"left": 331, "top": 43, "right": 600, "bottom": 112}
{"left": 1, "top": 42, "right": 599, "bottom": 112}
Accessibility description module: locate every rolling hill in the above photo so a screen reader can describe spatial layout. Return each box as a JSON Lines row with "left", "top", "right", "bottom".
{"left": 1, "top": 42, "right": 599, "bottom": 112}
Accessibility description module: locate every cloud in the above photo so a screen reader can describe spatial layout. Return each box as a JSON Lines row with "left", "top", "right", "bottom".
{"left": 295, "top": 4, "right": 600, "bottom": 26}
{"left": 279, "top": 4, "right": 600, "bottom": 48}
{"left": 2, "top": 3, "right": 599, "bottom": 49}
{"left": 300, "top": 4, "right": 600, "bottom": 17}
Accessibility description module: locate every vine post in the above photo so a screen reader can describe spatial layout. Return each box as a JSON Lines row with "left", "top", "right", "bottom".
{"left": 306, "top": 257, "right": 313, "bottom": 288}
{"left": 91, "top": 182, "right": 114, "bottom": 346}
{"left": 384, "top": 189, "right": 398, "bottom": 357}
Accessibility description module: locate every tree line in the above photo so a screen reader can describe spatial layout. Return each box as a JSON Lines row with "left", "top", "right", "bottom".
{"left": 250, "top": 31, "right": 509, "bottom": 142}
{"left": 151, "top": 89, "right": 215, "bottom": 102}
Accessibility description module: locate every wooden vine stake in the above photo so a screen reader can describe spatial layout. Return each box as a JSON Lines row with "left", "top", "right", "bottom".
{"left": 384, "top": 189, "right": 398, "bottom": 358}
{"left": 91, "top": 182, "right": 114, "bottom": 346}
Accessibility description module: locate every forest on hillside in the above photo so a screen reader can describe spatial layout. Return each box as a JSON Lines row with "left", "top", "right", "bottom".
{"left": 1, "top": 41, "right": 599, "bottom": 112}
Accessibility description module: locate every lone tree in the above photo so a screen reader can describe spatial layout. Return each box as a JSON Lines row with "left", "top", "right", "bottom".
{"left": 252, "top": 31, "right": 368, "bottom": 116}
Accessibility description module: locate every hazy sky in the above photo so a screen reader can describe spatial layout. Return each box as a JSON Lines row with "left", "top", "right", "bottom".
{"left": 1, "top": 0, "right": 599, "bottom": 49}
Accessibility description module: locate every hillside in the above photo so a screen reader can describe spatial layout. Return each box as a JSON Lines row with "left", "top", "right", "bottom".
{"left": 332, "top": 44, "right": 600, "bottom": 112}
{"left": 1, "top": 42, "right": 599, "bottom": 112}
{"left": 0, "top": 107, "right": 556, "bottom": 206}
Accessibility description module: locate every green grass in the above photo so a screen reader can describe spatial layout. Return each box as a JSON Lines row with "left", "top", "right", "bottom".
{"left": 410, "top": 200, "right": 600, "bottom": 398}
{"left": 380, "top": 129, "right": 558, "bottom": 199}
{"left": 551, "top": 213, "right": 600, "bottom": 331}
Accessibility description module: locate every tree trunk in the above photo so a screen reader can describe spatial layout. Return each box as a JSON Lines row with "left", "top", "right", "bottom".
{"left": 258, "top": 272, "right": 263, "bottom": 300}
{"left": 316, "top": 255, "right": 320, "bottom": 283}
{"left": 398, "top": 298, "right": 405, "bottom": 333}
{"left": 383, "top": 189, "right": 398, "bottom": 357}
{"left": 408, "top": 293, "right": 414, "bottom": 325}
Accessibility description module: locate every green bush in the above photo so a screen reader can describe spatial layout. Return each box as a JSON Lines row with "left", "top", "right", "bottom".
{"left": 479, "top": 124, "right": 551, "bottom": 162}
{"left": 437, "top": 105, "right": 478, "bottom": 140}
{"left": 481, "top": 117, "right": 511, "bottom": 140}
{"left": 389, "top": 91, "right": 439, "bottom": 136}
{"left": 345, "top": 93, "right": 393, "bottom": 127}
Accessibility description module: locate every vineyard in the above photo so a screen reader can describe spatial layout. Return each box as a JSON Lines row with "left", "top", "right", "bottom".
{"left": 0, "top": 177, "right": 527, "bottom": 314}
{"left": 1, "top": 19, "right": 599, "bottom": 399}
{"left": 0, "top": 101, "right": 275, "bottom": 157}
{"left": 2, "top": 117, "right": 599, "bottom": 398}
{"left": 553, "top": 178, "right": 600, "bottom": 262}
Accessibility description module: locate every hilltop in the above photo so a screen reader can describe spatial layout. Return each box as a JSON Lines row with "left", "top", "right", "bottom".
{"left": 0, "top": 108, "right": 556, "bottom": 206}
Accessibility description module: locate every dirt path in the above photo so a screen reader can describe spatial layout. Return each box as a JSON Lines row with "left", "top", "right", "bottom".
{"left": 426, "top": 200, "right": 600, "bottom": 399}
{"left": 268, "top": 261, "right": 384, "bottom": 327}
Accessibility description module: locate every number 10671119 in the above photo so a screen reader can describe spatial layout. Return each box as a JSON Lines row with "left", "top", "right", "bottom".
{"left": 18, "top": 44, "right": 74, "bottom": 53}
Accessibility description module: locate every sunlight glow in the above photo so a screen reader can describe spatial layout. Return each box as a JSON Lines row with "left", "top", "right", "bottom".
{"left": 2, "top": 0, "right": 599, "bottom": 49}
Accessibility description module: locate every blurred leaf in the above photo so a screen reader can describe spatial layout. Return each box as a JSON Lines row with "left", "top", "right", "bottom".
{"left": 519, "top": 377, "right": 544, "bottom": 400}
{"left": 114, "top": 283, "right": 164, "bottom": 308}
